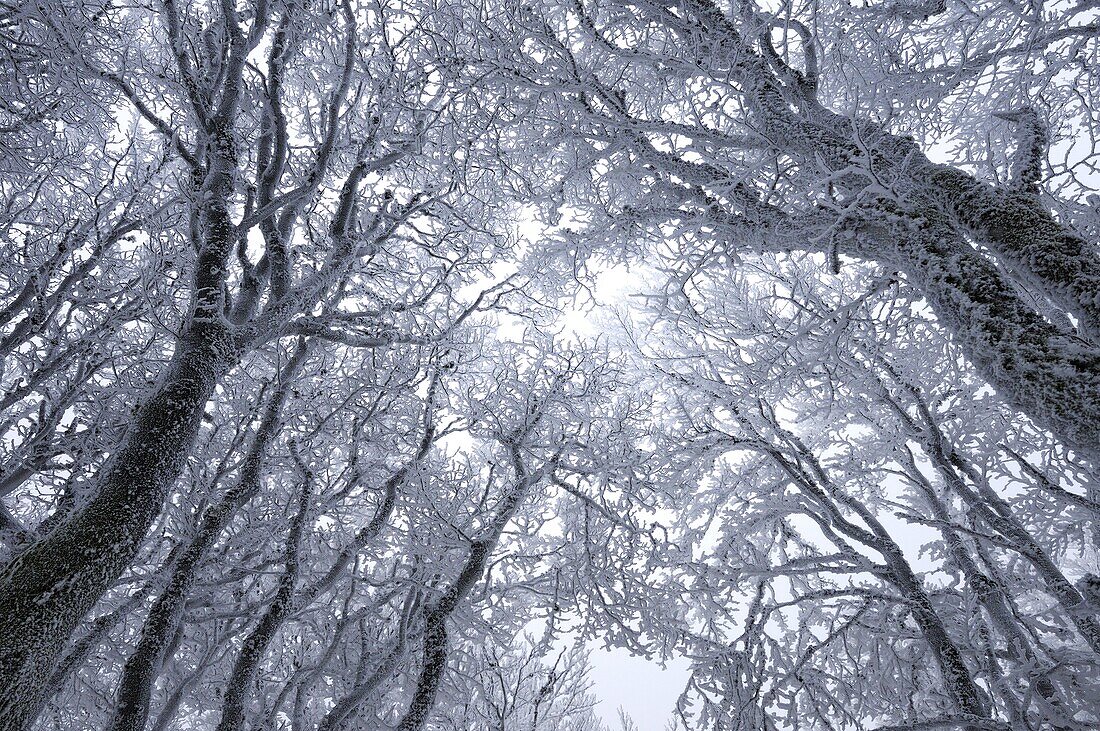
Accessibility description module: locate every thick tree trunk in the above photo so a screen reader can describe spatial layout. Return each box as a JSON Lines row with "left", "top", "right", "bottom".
{"left": 394, "top": 612, "right": 449, "bottom": 731}
{"left": 924, "top": 165, "right": 1100, "bottom": 346}
{"left": 0, "top": 320, "right": 237, "bottom": 731}
{"left": 852, "top": 212, "right": 1100, "bottom": 466}
{"left": 40, "top": 572, "right": 161, "bottom": 713}
{"left": 107, "top": 344, "right": 304, "bottom": 731}
{"left": 662, "top": 0, "right": 1100, "bottom": 463}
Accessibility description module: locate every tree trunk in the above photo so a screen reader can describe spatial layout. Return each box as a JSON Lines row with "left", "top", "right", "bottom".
{"left": 854, "top": 212, "right": 1100, "bottom": 466}
{"left": 0, "top": 320, "right": 237, "bottom": 731}
{"left": 215, "top": 474, "right": 311, "bottom": 731}
{"left": 924, "top": 164, "right": 1100, "bottom": 346}
{"left": 107, "top": 343, "right": 305, "bottom": 731}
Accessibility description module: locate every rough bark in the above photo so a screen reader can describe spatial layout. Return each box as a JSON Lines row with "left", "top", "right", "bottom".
{"left": 215, "top": 465, "right": 312, "bottom": 731}
{"left": 394, "top": 611, "right": 450, "bottom": 731}
{"left": 0, "top": 8, "right": 259, "bottom": 720}
{"left": 43, "top": 573, "right": 161, "bottom": 710}
{"left": 849, "top": 211, "right": 1100, "bottom": 466}
{"left": 616, "top": 0, "right": 1100, "bottom": 463}
{"left": 0, "top": 320, "right": 238, "bottom": 730}
{"left": 107, "top": 344, "right": 306, "bottom": 731}
{"left": 924, "top": 164, "right": 1100, "bottom": 346}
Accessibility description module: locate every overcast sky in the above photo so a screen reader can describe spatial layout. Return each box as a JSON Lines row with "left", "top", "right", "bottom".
{"left": 589, "top": 647, "right": 691, "bottom": 731}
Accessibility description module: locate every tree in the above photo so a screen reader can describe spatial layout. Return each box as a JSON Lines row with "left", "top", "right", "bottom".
{"left": 445, "top": 638, "right": 608, "bottom": 731}
{"left": 602, "top": 255, "right": 1099, "bottom": 729}
{"left": 499, "top": 0, "right": 1100, "bottom": 464}
{"left": 0, "top": 0, "right": 511, "bottom": 725}
{"left": 2, "top": 0, "right": 1098, "bottom": 729}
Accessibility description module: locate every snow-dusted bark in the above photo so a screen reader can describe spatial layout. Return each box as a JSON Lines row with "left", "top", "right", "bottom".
{"left": 2, "top": 1, "right": 1098, "bottom": 729}
{"left": 0, "top": 2, "right": 494, "bottom": 726}
{"left": 0, "top": 319, "right": 238, "bottom": 728}
{"left": 106, "top": 344, "right": 307, "bottom": 731}
{"left": 850, "top": 210, "right": 1100, "bottom": 466}
{"left": 925, "top": 164, "right": 1100, "bottom": 346}
{"left": 391, "top": 381, "right": 567, "bottom": 731}
{"left": 214, "top": 450, "right": 313, "bottom": 731}
{"left": 509, "top": 0, "right": 1100, "bottom": 463}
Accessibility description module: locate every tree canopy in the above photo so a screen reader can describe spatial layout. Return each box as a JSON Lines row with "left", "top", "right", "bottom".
{"left": 0, "top": 0, "right": 1098, "bottom": 729}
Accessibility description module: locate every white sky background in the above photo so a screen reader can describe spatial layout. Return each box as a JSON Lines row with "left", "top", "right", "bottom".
{"left": 589, "top": 648, "right": 692, "bottom": 731}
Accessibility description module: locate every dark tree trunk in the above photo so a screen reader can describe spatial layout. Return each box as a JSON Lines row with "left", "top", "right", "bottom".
{"left": 0, "top": 321, "right": 238, "bottom": 730}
